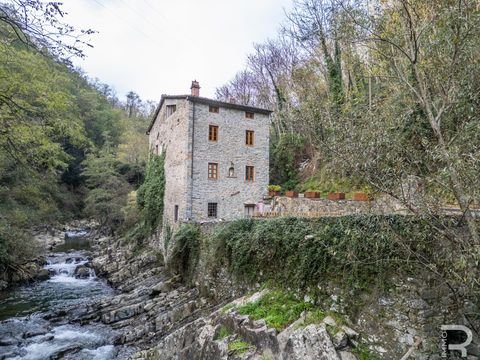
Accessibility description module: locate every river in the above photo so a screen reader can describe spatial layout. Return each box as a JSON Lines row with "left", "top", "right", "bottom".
{"left": 0, "top": 230, "right": 132, "bottom": 359}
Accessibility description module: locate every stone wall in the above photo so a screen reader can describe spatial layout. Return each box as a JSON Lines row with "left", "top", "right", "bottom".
{"left": 268, "top": 195, "right": 408, "bottom": 217}
{"left": 190, "top": 103, "right": 270, "bottom": 221}
{"left": 148, "top": 98, "right": 190, "bottom": 231}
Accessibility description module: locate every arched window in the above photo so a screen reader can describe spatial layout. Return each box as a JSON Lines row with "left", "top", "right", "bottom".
{"left": 228, "top": 162, "right": 235, "bottom": 177}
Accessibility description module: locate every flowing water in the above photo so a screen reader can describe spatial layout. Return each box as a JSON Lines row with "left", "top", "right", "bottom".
{"left": 0, "top": 230, "right": 131, "bottom": 359}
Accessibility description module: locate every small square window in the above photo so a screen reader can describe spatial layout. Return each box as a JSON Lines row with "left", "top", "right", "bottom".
{"left": 209, "top": 106, "right": 219, "bottom": 113}
{"left": 246, "top": 130, "right": 254, "bottom": 146}
{"left": 208, "top": 203, "right": 218, "bottom": 218}
{"left": 208, "top": 163, "right": 218, "bottom": 179}
{"left": 245, "top": 166, "right": 254, "bottom": 181}
{"left": 245, "top": 112, "right": 254, "bottom": 119}
{"left": 209, "top": 125, "right": 218, "bottom": 141}
{"left": 166, "top": 104, "right": 176, "bottom": 117}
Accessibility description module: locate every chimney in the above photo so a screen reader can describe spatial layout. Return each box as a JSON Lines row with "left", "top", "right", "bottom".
{"left": 229, "top": 97, "right": 236, "bottom": 104}
{"left": 190, "top": 80, "right": 200, "bottom": 97}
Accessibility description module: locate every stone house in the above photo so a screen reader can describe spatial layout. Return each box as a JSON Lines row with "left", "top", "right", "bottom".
{"left": 146, "top": 81, "right": 271, "bottom": 225}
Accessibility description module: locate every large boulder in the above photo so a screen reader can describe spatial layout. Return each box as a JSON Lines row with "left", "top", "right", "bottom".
{"left": 283, "top": 324, "right": 340, "bottom": 360}
{"left": 35, "top": 269, "right": 50, "bottom": 281}
{"left": 74, "top": 265, "right": 91, "bottom": 279}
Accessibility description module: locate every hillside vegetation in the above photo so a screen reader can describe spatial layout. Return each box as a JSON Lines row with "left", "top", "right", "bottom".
{"left": 0, "top": 2, "right": 152, "bottom": 277}
{"left": 1, "top": 0, "right": 480, "bottom": 308}
{"left": 217, "top": 0, "right": 480, "bottom": 241}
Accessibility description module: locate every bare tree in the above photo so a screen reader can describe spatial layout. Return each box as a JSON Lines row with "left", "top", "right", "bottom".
{"left": 0, "top": 0, "right": 95, "bottom": 62}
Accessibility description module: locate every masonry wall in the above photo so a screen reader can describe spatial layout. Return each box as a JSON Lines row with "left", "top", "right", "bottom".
{"left": 148, "top": 98, "right": 190, "bottom": 227}
{"left": 269, "top": 195, "right": 408, "bottom": 217}
{"left": 190, "top": 103, "right": 270, "bottom": 221}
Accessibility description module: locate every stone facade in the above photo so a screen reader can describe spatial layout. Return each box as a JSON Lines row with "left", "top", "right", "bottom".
{"left": 148, "top": 97, "right": 191, "bottom": 228}
{"left": 147, "top": 83, "right": 271, "bottom": 226}
{"left": 190, "top": 102, "right": 270, "bottom": 221}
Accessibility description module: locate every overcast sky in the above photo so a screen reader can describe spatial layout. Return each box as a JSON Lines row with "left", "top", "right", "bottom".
{"left": 61, "top": 0, "right": 293, "bottom": 103}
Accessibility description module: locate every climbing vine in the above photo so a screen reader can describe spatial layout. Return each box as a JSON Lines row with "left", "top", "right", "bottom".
{"left": 130, "top": 153, "right": 166, "bottom": 242}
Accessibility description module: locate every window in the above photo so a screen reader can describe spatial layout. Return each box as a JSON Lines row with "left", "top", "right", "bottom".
{"left": 174, "top": 205, "right": 179, "bottom": 222}
{"left": 245, "top": 112, "right": 254, "bottom": 119}
{"left": 228, "top": 162, "right": 235, "bottom": 177}
{"left": 209, "top": 125, "right": 218, "bottom": 141}
{"left": 245, "top": 166, "right": 254, "bottom": 181}
{"left": 208, "top": 163, "right": 218, "bottom": 179}
{"left": 155, "top": 144, "right": 159, "bottom": 154}
{"left": 208, "top": 203, "right": 218, "bottom": 218}
{"left": 246, "top": 130, "right": 254, "bottom": 146}
{"left": 244, "top": 204, "right": 255, "bottom": 217}
{"left": 166, "top": 104, "right": 176, "bottom": 117}
{"left": 209, "top": 105, "right": 219, "bottom": 113}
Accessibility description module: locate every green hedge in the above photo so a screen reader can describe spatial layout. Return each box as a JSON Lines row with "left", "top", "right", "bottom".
{"left": 212, "top": 215, "right": 439, "bottom": 290}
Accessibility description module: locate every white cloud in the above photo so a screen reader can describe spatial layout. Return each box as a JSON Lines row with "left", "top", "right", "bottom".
{"left": 61, "top": 0, "right": 293, "bottom": 102}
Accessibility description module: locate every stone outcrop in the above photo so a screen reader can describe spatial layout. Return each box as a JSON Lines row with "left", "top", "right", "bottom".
{"left": 76, "top": 238, "right": 211, "bottom": 350}
{"left": 129, "top": 292, "right": 358, "bottom": 360}
{"left": 283, "top": 324, "right": 339, "bottom": 360}
{"left": 68, "top": 230, "right": 480, "bottom": 359}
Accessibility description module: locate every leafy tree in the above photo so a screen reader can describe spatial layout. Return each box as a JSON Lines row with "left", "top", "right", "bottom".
{"left": 82, "top": 144, "right": 131, "bottom": 233}
{"left": 0, "top": 3, "right": 139, "bottom": 273}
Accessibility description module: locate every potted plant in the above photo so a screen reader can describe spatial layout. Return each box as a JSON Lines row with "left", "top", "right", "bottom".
{"left": 268, "top": 185, "right": 282, "bottom": 197}
{"left": 353, "top": 192, "right": 370, "bottom": 201}
{"left": 327, "top": 192, "right": 345, "bottom": 200}
{"left": 304, "top": 190, "right": 320, "bottom": 199}
{"left": 285, "top": 190, "right": 298, "bottom": 198}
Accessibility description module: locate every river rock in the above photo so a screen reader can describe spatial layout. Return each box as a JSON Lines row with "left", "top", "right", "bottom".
{"left": 0, "top": 280, "right": 8, "bottom": 290}
{"left": 74, "top": 265, "right": 90, "bottom": 279}
{"left": 0, "top": 335, "right": 19, "bottom": 346}
{"left": 23, "top": 327, "right": 48, "bottom": 338}
{"left": 35, "top": 269, "right": 50, "bottom": 281}
{"left": 152, "top": 281, "right": 171, "bottom": 295}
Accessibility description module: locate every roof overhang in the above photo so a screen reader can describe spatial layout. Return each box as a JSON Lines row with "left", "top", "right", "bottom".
{"left": 146, "top": 95, "right": 273, "bottom": 135}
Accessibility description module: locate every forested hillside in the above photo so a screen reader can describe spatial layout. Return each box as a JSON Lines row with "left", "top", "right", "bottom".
{"left": 1, "top": 0, "right": 479, "bottom": 293}
{"left": 218, "top": 0, "right": 480, "bottom": 217}
{"left": 0, "top": 1, "right": 151, "bottom": 275}
{"left": 0, "top": 1, "right": 479, "bottom": 358}
{"left": 215, "top": 0, "right": 480, "bottom": 298}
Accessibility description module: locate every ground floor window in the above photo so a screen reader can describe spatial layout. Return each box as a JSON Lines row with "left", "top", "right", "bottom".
{"left": 244, "top": 204, "right": 255, "bottom": 217}
{"left": 208, "top": 202, "right": 218, "bottom": 218}
{"left": 174, "top": 205, "right": 179, "bottom": 222}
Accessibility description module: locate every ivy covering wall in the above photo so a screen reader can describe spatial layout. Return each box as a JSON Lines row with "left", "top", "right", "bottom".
{"left": 131, "top": 153, "right": 166, "bottom": 243}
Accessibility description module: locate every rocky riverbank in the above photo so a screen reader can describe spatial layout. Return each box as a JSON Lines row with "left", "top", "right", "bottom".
{"left": 83, "top": 226, "right": 480, "bottom": 360}
{"left": 5, "top": 221, "right": 477, "bottom": 359}
{"left": 0, "top": 229, "right": 125, "bottom": 359}
{"left": 0, "top": 220, "right": 97, "bottom": 291}
{"left": 82, "top": 238, "right": 362, "bottom": 359}
{"left": 131, "top": 290, "right": 362, "bottom": 360}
